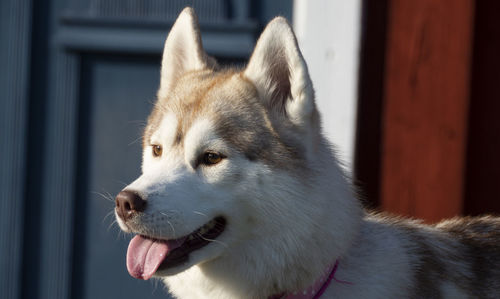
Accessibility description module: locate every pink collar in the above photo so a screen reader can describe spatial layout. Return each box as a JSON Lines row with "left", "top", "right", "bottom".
{"left": 269, "top": 260, "right": 351, "bottom": 299}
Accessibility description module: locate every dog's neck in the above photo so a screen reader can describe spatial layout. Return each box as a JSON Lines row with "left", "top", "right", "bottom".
{"left": 269, "top": 260, "right": 351, "bottom": 299}
{"left": 164, "top": 203, "right": 361, "bottom": 299}
{"left": 165, "top": 254, "right": 354, "bottom": 299}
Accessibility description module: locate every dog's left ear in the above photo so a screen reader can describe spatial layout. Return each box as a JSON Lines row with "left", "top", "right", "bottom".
{"left": 244, "top": 17, "right": 315, "bottom": 126}
{"left": 158, "top": 7, "right": 217, "bottom": 99}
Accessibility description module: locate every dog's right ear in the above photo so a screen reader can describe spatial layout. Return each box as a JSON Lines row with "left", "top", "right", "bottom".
{"left": 157, "top": 7, "right": 216, "bottom": 99}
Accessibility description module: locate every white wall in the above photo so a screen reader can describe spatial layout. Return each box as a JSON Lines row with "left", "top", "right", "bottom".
{"left": 293, "top": 0, "right": 362, "bottom": 169}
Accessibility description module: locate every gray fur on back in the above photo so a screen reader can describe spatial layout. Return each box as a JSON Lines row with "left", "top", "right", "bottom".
{"left": 373, "top": 215, "right": 500, "bottom": 298}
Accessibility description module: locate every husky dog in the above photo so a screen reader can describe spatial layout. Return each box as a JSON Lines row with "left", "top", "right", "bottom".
{"left": 114, "top": 7, "right": 500, "bottom": 299}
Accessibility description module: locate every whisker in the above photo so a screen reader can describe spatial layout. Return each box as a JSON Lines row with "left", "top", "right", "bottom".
{"left": 113, "top": 180, "right": 129, "bottom": 188}
{"left": 192, "top": 210, "right": 209, "bottom": 218}
{"left": 150, "top": 278, "right": 159, "bottom": 293}
{"left": 105, "top": 190, "right": 116, "bottom": 201}
{"left": 127, "top": 119, "right": 147, "bottom": 125}
{"left": 128, "top": 135, "right": 143, "bottom": 146}
{"left": 159, "top": 211, "right": 177, "bottom": 238}
{"left": 196, "top": 233, "right": 228, "bottom": 248}
{"left": 115, "top": 229, "right": 125, "bottom": 241}
{"left": 161, "top": 209, "right": 182, "bottom": 217}
{"left": 102, "top": 210, "right": 115, "bottom": 224}
{"left": 167, "top": 220, "right": 177, "bottom": 239}
{"left": 108, "top": 219, "right": 118, "bottom": 232}
{"left": 92, "top": 191, "right": 114, "bottom": 202}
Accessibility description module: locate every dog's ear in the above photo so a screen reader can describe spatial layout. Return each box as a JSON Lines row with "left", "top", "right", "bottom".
{"left": 158, "top": 7, "right": 217, "bottom": 99}
{"left": 244, "top": 17, "right": 315, "bottom": 126}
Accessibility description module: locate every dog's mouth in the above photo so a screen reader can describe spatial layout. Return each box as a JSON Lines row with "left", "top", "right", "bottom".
{"left": 126, "top": 216, "right": 226, "bottom": 280}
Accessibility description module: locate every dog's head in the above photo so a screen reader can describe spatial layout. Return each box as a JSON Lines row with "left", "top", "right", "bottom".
{"left": 115, "top": 8, "right": 359, "bottom": 287}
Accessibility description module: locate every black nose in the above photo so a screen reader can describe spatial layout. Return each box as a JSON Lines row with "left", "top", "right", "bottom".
{"left": 115, "top": 190, "right": 146, "bottom": 221}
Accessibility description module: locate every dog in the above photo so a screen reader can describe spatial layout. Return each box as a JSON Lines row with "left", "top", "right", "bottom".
{"left": 114, "top": 7, "right": 500, "bottom": 298}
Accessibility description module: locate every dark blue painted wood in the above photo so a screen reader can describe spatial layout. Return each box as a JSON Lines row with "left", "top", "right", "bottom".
{"left": 66, "top": 0, "right": 229, "bottom": 21}
{"left": 21, "top": 1, "right": 51, "bottom": 298}
{"left": 56, "top": 24, "right": 257, "bottom": 57}
{"left": 0, "top": 1, "right": 32, "bottom": 299}
{"left": 37, "top": 53, "right": 81, "bottom": 299}
{"left": 0, "top": 1, "right": 292, "bottom": 298}
{"left": 73, "top": 54, "right": 168, "bottom": 299}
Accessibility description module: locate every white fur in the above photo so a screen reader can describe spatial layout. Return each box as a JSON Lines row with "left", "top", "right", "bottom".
{"left": 150, "top": 112, "right": 178, "bottom": 151}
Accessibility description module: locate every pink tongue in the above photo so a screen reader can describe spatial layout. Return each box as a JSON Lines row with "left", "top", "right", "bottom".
{"left": 126, "top": 235, "right": 186, "bottom": 280}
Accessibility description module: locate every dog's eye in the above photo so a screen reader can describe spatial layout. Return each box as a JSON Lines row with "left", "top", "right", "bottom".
{"left": 202, "top": 152, "right": 223, "bottom": 165}
{"left": 152, "top": 145, "right": 163, "bottom": 157}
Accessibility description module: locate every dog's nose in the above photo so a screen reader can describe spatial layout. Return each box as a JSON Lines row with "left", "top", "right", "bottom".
{"left": 115, "top": 190, "right": 146, "bottom": 221}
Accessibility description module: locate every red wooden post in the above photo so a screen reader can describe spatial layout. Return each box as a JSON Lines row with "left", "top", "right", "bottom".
{"left": 380, "top": 0, "right": 475, "bottom": 222}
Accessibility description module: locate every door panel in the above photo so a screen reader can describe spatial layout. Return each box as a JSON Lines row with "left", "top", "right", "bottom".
{"left": 75, "top": 54, "right": 167, "bottom": 299}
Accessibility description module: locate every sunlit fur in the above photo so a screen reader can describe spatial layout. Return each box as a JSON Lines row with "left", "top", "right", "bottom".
{"left": 115, "top": 7, "right": 500, "bottom": 299}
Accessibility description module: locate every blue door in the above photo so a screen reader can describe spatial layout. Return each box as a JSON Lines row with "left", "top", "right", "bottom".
{"left": 0, "top": 1, "right": 292, "bottom": 299}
